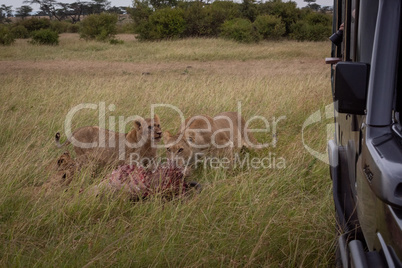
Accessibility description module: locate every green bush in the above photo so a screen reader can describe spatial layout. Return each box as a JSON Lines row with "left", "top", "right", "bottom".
{"left": 304, "top": 12, "right": 331, "bottom": 26}
{"left": 79, "top": 13, "right": 118, "bottom": 41}
{"left": 127, "top": 0, "right": 153, "bottom": 28}
{"left": 204, "top": 1, "right": 242, "bottom": 36}
{"left": 289, "top": 21, "right": 331, "bottom": 41}
{"left": 129, "top": 0, "right": 332, "bottom": 41}
{"left": 257, "top": 1, "right": 300, "bottom": 35}
{"left": 11, "top": 25, "right": 29, "bottom": 39}
{"left": 50, "top": 20, "right": 70, "bottom": 34}
{"left": 136, "top": 8, "right": 186, "bottom": 40}
{"left": 19, "top": 18, "right": 51, "bottom": 32}
{"left": 220, "top": 18, "right": 260, "bottom": 43}
{"left": 29, "top": 29, "right": 59, "bottom": 45}
{"left": 0, "top": 26, "right": 15, "bottom": 45}
{"left": 241, "top": 0, "right": 258, "bottom": 22}
{"left": 289, "top": 11, "right": 331, "bottom": 41}
{"left": 181, "top": 1, "right": 210, "bottom": 37}
{"left": 179, "top": 1, "right": 242, "bottom": 37}
{"left": 254, "top": 15, "right": 285, "bottom": 40}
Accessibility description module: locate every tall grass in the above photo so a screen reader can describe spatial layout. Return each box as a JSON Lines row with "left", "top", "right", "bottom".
{"left": 0, "top": 34, "right": 335, "bottom": 267}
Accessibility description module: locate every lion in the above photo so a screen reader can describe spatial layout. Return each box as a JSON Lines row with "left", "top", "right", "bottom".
{"left": 55, "top": 114, "right": 162, "bottom": 167}
{"left": 163, "top": 112, "right": 259, "bottom": 167}
{"left": 44, "top": 151, "right": 86, "bottom": 189}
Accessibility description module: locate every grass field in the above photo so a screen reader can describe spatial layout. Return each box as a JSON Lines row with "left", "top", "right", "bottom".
{"left": 0, "top": 34, "right": 335, "bottom": 267}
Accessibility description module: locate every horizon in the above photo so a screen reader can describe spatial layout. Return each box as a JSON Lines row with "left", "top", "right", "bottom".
{"left": 1, "top": 0, "right": 333, "bottom": 13}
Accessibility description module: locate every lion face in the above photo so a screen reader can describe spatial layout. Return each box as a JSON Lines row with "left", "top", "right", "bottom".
{"left": 144, "top": 114, "right": 162, "bottom": 142}
{"left": 163, "top": 132, "right": 193, "bottom": 167}
{"left": 56, "top": 152, "right": 76, "bottom": 172}
{"left": 47, "top": 152, "right": 77, "bottom": 186}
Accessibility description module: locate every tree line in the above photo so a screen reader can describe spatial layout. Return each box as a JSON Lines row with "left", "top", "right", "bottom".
{"left": 126, "top": 0, "right": 332, "bottom": 41}
{"left": 0, "top": 0, "right": 125, "bottom": 23}
{"left": 0, "top": 0, "right": 333, "bottom": 44}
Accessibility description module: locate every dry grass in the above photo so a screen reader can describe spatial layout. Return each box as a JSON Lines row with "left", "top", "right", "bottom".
{"left": 0, "top": 34, "right": 335, "bottom": 267}
{"left": 1, "top": 33, "right": 329, "bottom": 62}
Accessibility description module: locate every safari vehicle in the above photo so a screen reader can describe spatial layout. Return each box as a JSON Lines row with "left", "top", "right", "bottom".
{"left": 327, "top": 0, "right": 402, "bottom": 266}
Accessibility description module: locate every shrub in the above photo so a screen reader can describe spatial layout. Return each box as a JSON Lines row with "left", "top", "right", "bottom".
{"left": 0, "top": 26, "right": 15, "bottom": 45}
{"left": 127, "top": 0, "right": 153, "bottom": 28}
{"left": 29, "top": 29, "right": 59, "bottom": 45}
{"left": 19, "top": 18, "right": 51, "bottom": 32}
{"left": 289, "top": 11, "right": 331, "bottom": 41}
{"left": 50, "top": 20, "right": 70, "bottom": 34}
{"left": 289, "top": 21, "right": 331, "bottom": 41}
{"left": 181, "top": 1, "right": 210, "bottom": 37}
{"left": 254, "top": 15, "right": 285, "bottom": 40}
{"left": 136, "top": 8, "right": 186, "bottom": 40}
{"left": 257, "top": 1, "right": 300, "bottom": 35}
{"left": 178, "top": 1, "right": 242, "bottom": 37}
{"left": 79, "top": 13, "right": 118, "bottom": 41}
{"left": 304, "top": 12, "right": 331, "bottom": 26}
{"left": 204, "top": 1, "right": 242, "bottom": 36}
{"left": 220, "top": 18, "right": 260, "bottom": 43}
{"left": 241, "top": 0, "right": 258, "bottom": 22}
{"left": 10, "top": 25, "right": 29, "bottom": 39}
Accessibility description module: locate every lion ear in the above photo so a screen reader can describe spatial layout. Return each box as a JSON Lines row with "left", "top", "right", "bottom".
{"left": 154, "top": 114, "right": 160, "bottom": 124}
{"left": 134, "top": 120, "right": 143, "bottom": 130}
{"left": 163, "top": 131, "right": 171, "bottom": 144}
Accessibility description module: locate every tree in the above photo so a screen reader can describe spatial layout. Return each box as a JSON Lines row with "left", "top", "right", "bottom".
{"left": 79, "top": 13, "right": 117, "bottom": 41}
{"left": 35, "top": 10, "right": 48, "bottom": 16}
{"left": 320, "top": 6, "right": 333, "bottom": 13}
{"left": 260, "top": 1, "right": 300, "bottom": 34}
{"left": 0, "top": 5, "right": 13, "bottom": 24}
{"left": 149, "top": 0, "right": 177, "bottom": 10}
{"left": 137, "top": 7, "right": 186, "bottom": 40}
{"left": 107, "top": 6, "right": 125, "bottom": 14}
{"left": 304, "top": 0, "right": 321, "bottom": 11}
{"left": 24, "top": 0, "right": 112, "bottom": 22}
{"left": 57, "top": 2, "right": 91, "bottom": 23}
{"left": 16, "top": 5, "right": 33, "bottom": 19}
{"left": 89, "top": 0, "right": 111, "bottom": 14}
{"left": 23, "top": 0, "right": 61, "bottom": 20}
{"left": 309, "top": 3, "right": 321, "bottom": 11}
{"left": 241, "top": 0, "right": 257, "bottom": 22}
{"left": 127, "top": 0, "right": 152, "bottom": 27}
{"left": 304, "top": 0, "right": 316, "bottom": 5}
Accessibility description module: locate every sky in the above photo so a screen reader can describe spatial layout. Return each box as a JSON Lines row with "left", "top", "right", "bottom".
{"left": 1, "top": 0, "right": 333, "bottom": 11}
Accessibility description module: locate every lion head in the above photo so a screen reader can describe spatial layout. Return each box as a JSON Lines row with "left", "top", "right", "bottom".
{"left": 163, "top": 131, "right": 194, "bottom": 167}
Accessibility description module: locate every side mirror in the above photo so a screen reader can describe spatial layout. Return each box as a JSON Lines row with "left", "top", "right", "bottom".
{"left": 334, "top": 62, "right": 370, "bottom": 115}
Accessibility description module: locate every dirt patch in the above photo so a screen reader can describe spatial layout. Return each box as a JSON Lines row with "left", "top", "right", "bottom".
{"left": 0, "top": 58, "right": 325, "bottom": 78}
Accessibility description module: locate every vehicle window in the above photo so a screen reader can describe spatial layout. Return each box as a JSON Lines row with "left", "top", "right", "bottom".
{"left": 396, "top": 39, "right": 402, "bottom": 124}
{"left": 333, "top": 0, "right": 343, "bottom": 58}
{"left": 394, "top": 13, "right": 402, "bottom": 125}
{"left": 344, "top": 0, "right": 358, "bottom": 61}
{"left": 340, "top": 0, "right": 345, "bottom": 58}
{"left": 356, "top": 0, "right": 378, "bottom": 63}
{"left": 349, "top": 0, "right": 357, "bottom": 61}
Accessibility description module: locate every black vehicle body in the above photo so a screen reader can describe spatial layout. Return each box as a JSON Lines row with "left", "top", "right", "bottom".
{"left": 329, "top": 0, "right": 402, "bottom": 267}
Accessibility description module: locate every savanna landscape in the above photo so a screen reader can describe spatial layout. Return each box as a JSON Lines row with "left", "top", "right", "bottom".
{"left": 0, "top": 33, "right": 335, "bottom": 266}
